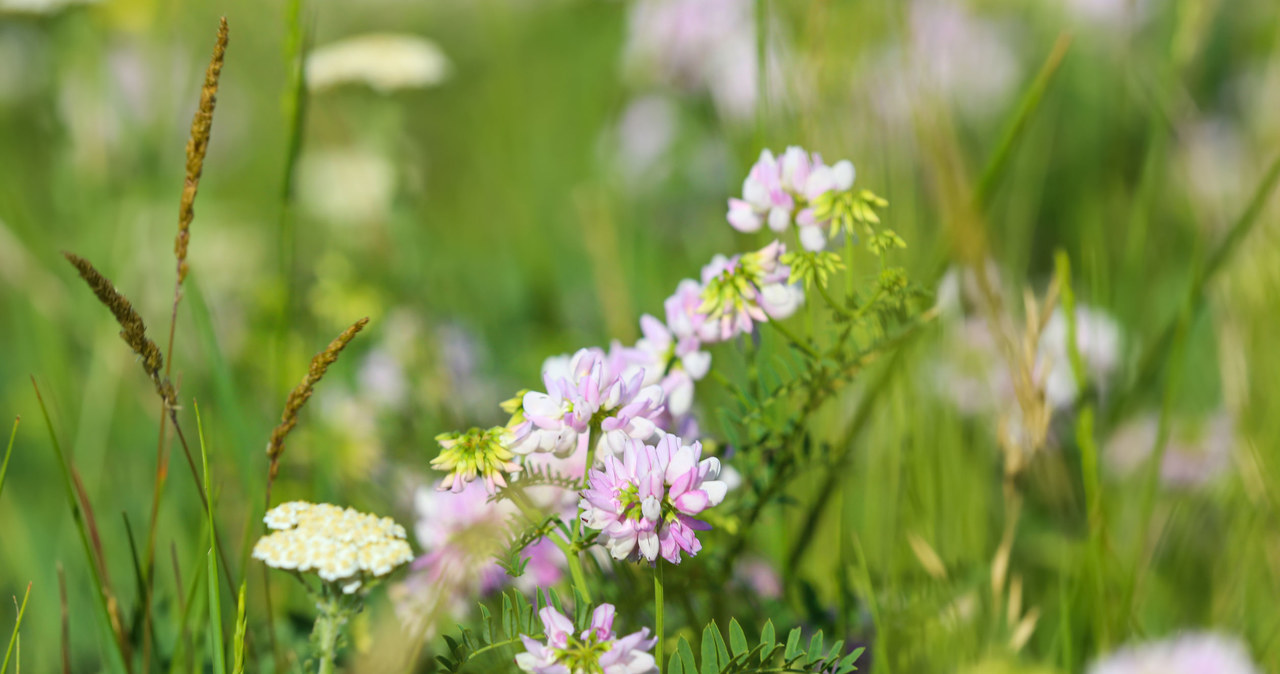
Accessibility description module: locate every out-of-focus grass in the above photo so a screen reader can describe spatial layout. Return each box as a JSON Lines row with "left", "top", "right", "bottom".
{"left": 0, "top": 0, "right": 1278, "bottom": 671}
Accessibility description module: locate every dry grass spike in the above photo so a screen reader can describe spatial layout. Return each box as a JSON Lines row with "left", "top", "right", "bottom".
{"left": 175, "top": 16, "right": 228, "bottom": 285}
{"left": 63, "top": 252, "right": 175, "bottom": 404}
{"left": 266, "top": 317, "right": 370, "bottom": 488}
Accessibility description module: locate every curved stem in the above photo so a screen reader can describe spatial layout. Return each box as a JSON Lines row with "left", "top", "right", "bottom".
{"left": 768, "top": 320, "right": 819, "bottom": 360}
{"left": 654, "top": 564, "right": 665, "bottom": 672}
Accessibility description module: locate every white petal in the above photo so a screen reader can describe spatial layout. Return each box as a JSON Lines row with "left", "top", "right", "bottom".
{"left": 799, "top": 225, "right": 827, "bottom": 252}
{"left": 832, "top": 160, "right": 856, "bottom": 191}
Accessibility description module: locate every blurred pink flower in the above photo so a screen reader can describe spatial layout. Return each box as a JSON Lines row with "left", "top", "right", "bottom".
{"left": 1088, "top": 632, "right": 1261, "bottom": 674}
{"left": 1105, "top": 411, "right": 1234, "bottom": 489}
{"left": 393, "top": 481, "right": 566, "bottom": 633}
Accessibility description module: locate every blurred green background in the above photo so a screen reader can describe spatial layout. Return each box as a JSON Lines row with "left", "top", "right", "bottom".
{"left": 2, "top": 0, "right": 1280, "bottom": 671}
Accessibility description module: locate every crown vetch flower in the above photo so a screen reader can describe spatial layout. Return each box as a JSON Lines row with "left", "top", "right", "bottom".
{"left": 580, "top": 433, "right": 728, "bottom": 564}
{"left": 511, "top": 348, "right": 668, "bottom": 462}
{"left": 431, "top": 426, "right": 522, "bottom": 494}
{"left": 698, "top": 240, "right": 803, "bottom": 340}
{"left": 515, "top": 604, "right": 657, "bottom": 674}
{"left": 727, "top": 146, "right": 858, "bottom": 252}
{"left": 253, "top": 501, "right": 413, "bottom": 594}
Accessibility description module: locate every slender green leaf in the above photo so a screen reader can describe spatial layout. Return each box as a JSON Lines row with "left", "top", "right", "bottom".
{"left": 783, "top": 627, "right": 802, "bottom": 662}
{"left": 728, "top": 619, "right": 748, "bottom": 658}
{"left": 709, "top": 621, "right": 729, "bottom": 668}
{"left": 479, "top": 605, "right": 493, "bottom": 644}
{"left": 760, "top": 621, "right": 776, "bottom": 663}
{"left": 231, "top": 583, "right": 248, "bottom": 674}
{"left": 198, "top": 402, "right": 227, "bottom": 674}
{"left": 677, "top": 637, "right": 697, "bottom": 673}
{"left": 807, "top": 631, "right": 824, "bottom": 666}
{"left": 667, "top": 650, "right": 684, "bottom": 674}
{"left": 1, "top": 582, "right": 31, "bottom": 674}
{"left": 30, "top": 379, "right": 128, "bottom": 674}
{"left": 502, "top": 594, "right": 515, "bottom": 640}
{"left": 700, "top": 624, "right": 719, "bottom": 674}
{"left": 0, "top": 417, "right": 17, "bottom": 503}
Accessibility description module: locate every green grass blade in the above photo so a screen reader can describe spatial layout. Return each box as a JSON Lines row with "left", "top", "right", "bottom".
{"left": 231, "top": 582, "right": 247, "bottom": 674}
{"left": 1115, "top": 151, "right": 1280, "bottom": 423}
{"left": 975, "top": 33, "right": 1073, "bottom": 210}
{"left": 0, "top": 417, "right": 17, "bottom": 503}
{"left": 1, "top": 582, "right": 31, "bottom": 674}
{"left": 197, "top": 401, "right": 228, "bottom": 674}
{"left": 29, "top": 378, "right": 128, "bottom": 674}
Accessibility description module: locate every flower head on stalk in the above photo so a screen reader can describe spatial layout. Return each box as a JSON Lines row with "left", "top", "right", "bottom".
{"left": 508, "top": 348, "right": 668, "bottom": 463}
{"left": 727, "top": 146, "right": 863, "bottom": 252}
{"left": 431, "top": 426, "right": 521, "bottom": 494}
{"left": 253, "top": 501, "right": 413, "bottom": 595}
{"left": 580, "top": 432, "right": 728, "bottom": 564}
{"left": 697, "top": 240, "right": 803, "bottom": 340}
{"left": 516, "top": 604, "right": 657, "bottom": 674}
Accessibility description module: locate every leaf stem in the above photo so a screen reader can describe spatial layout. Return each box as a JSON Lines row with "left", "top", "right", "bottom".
{"left": 768, "top": 320, "right": 820, "bottom": 360}
{"left": 654, "top": 564, "right": 665, "bottom": 673}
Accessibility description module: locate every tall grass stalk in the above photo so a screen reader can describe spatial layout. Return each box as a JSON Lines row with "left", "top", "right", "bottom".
{"left": 0, "top": 417, "right": 17, "bottom": 503}
{"left": 143, "top": 18, "right": 228, "bottom": 670}
{"left": 196, "top": 401, "right": 228, "bottom": 674}
{"left": 1, "top": 582, "right": 31, "bottom": 674}
{"left": 974, "top": 33, "right": 1073, "bottom": 211}
{"left": 30, "top": 378, "right": 129, "bottom": 674}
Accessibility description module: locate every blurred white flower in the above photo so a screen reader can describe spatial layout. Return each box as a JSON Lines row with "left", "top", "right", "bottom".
{"left": 1057, "top": 0, "right": 1157, "bottom": 29}
{"left": 624, "top": 0, "right": 787, "bottom": 122}
{"left": 1088, "top": 632, "right": 1260, "bottom": 674}
{"left": 1178, "top": 116, "right": 1250, "bottom": 231}
{"left": 1105, "top": 410, "right": 1235, "bottom": 489}
{"left": 614, "top": 94, "right": 679, "bottom": 181}
{"left": 306, "top": 33, "right": 450, "bottom": 93}
{"left": 359, "top": 348, "right": 410, "bottom": 411}
{"left": 869, "top": 0, "right": 1020, "bottom": 122}
{"left": 297, "top": 145, "right": 397, "bottom": 225}
{"left": 1036, "top": 305, "right": 1122, "bottom": 409}
{"left": 0, "top": 0, "right": 96, "bottom": 14}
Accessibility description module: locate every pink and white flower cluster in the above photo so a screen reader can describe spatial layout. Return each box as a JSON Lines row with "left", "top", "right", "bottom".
{"left": 580, "top": 433, "right": 728, "bottom": 564}
{"left": 516, "top": 604, "right": 657, "bottom": 674}
{"left": 501, "top": 239, "right": 800, "bottom": 461}
{"left": 727, "top": 147, "right": 856, "bottom": 252}
{"left": 505, "top": 347, "right": 669, "bottom": 460}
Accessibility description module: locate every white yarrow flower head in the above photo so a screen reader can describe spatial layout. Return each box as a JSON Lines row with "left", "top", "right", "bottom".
{"left": 1088, "top": 632, "right": 1262, "bottom": 674}
{"left": 306, "top": 33, "right": 450, "bottom": 93}
{"left": 253, "top": 501, "right": 413, "bottom": 595}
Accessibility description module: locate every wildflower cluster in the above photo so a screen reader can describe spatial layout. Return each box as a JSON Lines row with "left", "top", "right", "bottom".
{"left": 416, "top": 143, "right": 901, "bottom": 672}
{"left": 727, "top": 147, "right": 889, "bottom": 253}
{"left": 431, "top": 426, "right": 522, "bottom": 493}
{"left": 516, "top": 604, "right": 657, "bottom": 674}
{"left": 581, "top": 433, "right": 728, "bottom": 563}
{"left": 252, "top": 501, "right": 414, "bottom": 594}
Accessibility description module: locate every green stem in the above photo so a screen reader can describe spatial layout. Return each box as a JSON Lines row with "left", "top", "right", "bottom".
{"left": 566, "top": 549, "right": 594, "bottom": 605}
{"left": 815, "top": 282, "right": 850, "bottom": 320}
{"left": 769, "top": 320, "right": 820, "bottom": 360}
{"left": 313, "top": 593, "right": 345, "bottom": 674}
{"left": 654, "top": 564, "right": 665, "bottom": 673}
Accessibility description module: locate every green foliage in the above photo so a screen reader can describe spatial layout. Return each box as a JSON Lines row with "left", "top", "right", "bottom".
{"left": 781, "top": 251, "right": 846, "bottom": 289}
{"left": 664, "top": 619, "right": 863, "bottom": 674}
{"left": 432, "top": 589, "right": 556, "bottom": 673}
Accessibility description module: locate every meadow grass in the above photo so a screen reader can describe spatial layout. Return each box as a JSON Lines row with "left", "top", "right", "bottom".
{"left": 0, "top": 1, "right": 1278, "bottom": 673}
